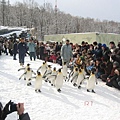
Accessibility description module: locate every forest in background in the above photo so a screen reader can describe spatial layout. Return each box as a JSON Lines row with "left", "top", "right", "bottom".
{"left": 0, "top": 0, "right": 120, "bottom": 40}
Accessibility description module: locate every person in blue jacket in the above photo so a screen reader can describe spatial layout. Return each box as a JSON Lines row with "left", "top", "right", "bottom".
{"left": 17, "top": 38, "right": 27, "bottom": 66}
{"left": 27, "top": 39, "right": 36, "bottom": 61}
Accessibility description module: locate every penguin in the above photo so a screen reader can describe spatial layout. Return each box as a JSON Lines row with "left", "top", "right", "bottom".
{"left": 30, "top": 72, "right": 43, "bottom": 93}
{"left": 19, "top": 67, "right": 36, "bottom": 86}
{"left": 86, "top": 68, "right": 97, "bottom": 93}
{"left": 81, "top": 66, "right": 86, "bottom": 78}
{"left": 55, "top": 69, "right": 64, "bottom": 92}
{"left": 62, "top": 62, "right": 68, "bottom": 81}
{"left": 37, "top": 61, "right": 47, "bottom": 76}
{"left": 68, "top": 65, "right": 78, "bottom": 81}
{"left": 47, "top": 67, "right": 57, "bottom": 86}
{"left": 77, "top": 68, "right": 84, "bottom": 89}
{"left": 71, "top": 67, "right": 79, "bottom": 87}
{"left": 43, "top": 65, "right": 52, "bottom": 81}
{"left": 18, "top": 63, "right": 31, "bottom": 80}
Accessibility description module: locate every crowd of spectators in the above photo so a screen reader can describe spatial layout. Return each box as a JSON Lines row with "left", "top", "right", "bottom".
{"left": 0, "top": 36, "right": 120, "bottom": 90}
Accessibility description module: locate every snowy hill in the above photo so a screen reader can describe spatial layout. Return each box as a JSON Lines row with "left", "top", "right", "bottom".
{"left": 0, "top": 55, "right": 120, "bottom": 120}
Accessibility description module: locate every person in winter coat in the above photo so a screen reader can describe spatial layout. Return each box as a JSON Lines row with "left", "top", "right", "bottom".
{"left": 94, "top": 43, "right": 103, "bottom": 59}
{"left": 0, "top": 101, "right": 30, "bottom": 120}
{"left": 106, "top": 68, "right": 120, "bottom": 90}
{"left": 101, "top": 59, "right": 113, "bottom": 82}
{"left": 61, "top": 39, "right": 73, "bottom": 66}
{"left": 109, "top": 41, "right": 116, "bottom": 53}
{"left": 12, "top": 41, "right": 18, "bottom": 60}
{"left": 8, "top": 40, "right": 13, "bottom": 56}
{"left": 101, "top": 44, "right": 111, "bottom": 61}
{"left": 39, "top": 42, "right": 45, "bottom": 60}
{"left": 17, "top": 38, "right": 27, "bottom": 66}
{"left": 27, "top": 39, "right": 36, "bottom": 61}
{"left": 0, "top": 41, "right": 3, "bottom": 55}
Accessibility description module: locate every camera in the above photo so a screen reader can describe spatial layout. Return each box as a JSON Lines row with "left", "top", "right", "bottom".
{"left": 10, "top": 102, "right": 17, "bottom": 112}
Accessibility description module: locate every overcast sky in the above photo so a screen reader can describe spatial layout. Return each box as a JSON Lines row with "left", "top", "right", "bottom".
{"left": 10, "top": 0, "right": 120, "bottom": 22}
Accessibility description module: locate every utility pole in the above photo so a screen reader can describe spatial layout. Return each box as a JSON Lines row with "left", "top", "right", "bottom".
{"left": 1, "top": 0, "right": 6, "bottom": 26}
{"left": 55, "top": 0, "right": 58, "bottom": 34}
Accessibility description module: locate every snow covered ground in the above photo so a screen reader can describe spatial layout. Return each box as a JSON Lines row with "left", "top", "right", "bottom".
{"left": 0, "top": 54, "right": 120, "bottom": 120}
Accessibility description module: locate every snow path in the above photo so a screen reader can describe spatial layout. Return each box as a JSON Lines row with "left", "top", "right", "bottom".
{"left": 0, "top": 55, "right": 120, "bottom": 120}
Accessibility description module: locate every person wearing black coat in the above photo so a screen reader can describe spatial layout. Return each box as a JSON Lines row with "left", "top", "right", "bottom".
{"left": 106, "top": 68, "right": 120, "bottom": 90}
{"left": 13, "top": 41, "right": 18, "bottom": 60}
{"left": 0, "top": 101, "right": 30, "bottom": 120}
{"left": 17, "top": 38, "right": 27, "bottom": 66}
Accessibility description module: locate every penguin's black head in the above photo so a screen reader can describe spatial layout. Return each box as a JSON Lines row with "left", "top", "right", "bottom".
{"left": 37, "top": 71, "right": 41, "bottom": 75}
{"left": 64, "top": 62, "right": 66, "bottom": 65}
{"left": 27, "top": 67, "right": 30, "bottom": 71}
{"left": 53, "top": 67, "right": 56, "bottom": 71}
{"left": 91, "top": 67, "right": 96, "bottom": 74}
{"left": 79, "top": 68, "right": 82, "bottom": 73}
{"left": 58, "top": 69, "right": 61, "bottom": 73}
{"left": 27, "top": 63, "right": 30, "bottom": 66}
{"left": 48, "top": 65, "right": 51, "bottom": 68}
{"left": 75, "top": 68, "right": 78, "bottom": 71}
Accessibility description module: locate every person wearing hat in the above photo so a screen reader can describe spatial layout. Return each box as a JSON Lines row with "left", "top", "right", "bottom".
{"left": 109, "top": 41, "right": 116, "bottom": 53}
{"left": 61, "top": 39, "right": 73, "bottom": 66}
{"left": 101, "top": 44, "right": 111, "bottom": 61}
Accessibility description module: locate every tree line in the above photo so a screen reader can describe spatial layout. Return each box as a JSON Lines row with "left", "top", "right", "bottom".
{"left": 0, "top": 0, "right": 120, "bottom": 40}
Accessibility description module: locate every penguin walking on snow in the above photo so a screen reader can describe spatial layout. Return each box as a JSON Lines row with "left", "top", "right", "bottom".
{"left": 43, "top": 65, "right": 52, "bottom": 82}
{"left": 37, "top": 61, "right": 47, "bottom": 76}
{"left": 71, "top": 67, "right": 79, "bottom": 87}
{"left": 62, "top": 62, "right": 68, "bottom": 81}
{"left": 68, "top": 65, "right": 78, "bottom": 82}
{"left": 47, "top": 67, "right": 57, "bottom": 86}
{"left": 19, "top": 67, "right": 36, "bottom": 86}
{"left": 55, "top": 69, "right": 64, "bottom": 92}
{"left": 30, "top": 72, "right": 43, "bottom": 93}
{"left": 18, "top": 63, "right": 31, "bottom": 80}
{"left": 86, "top": 68, "right": 97, "bottom": 93}
{"left": 77, "top": 68, "right": 85, "bottom": 89}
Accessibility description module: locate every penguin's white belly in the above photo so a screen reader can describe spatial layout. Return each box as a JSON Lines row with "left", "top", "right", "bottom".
{"left": 62, "top": 68, "right": 67, "bottom": 77}
{"left": 41, "top": 67, "right": 46, "bottom": 75}
{"left": 55, "top": 75, "right": 63, "bottom": 89}
{"left": 35, "top": 77, "right": 42, "bottom": 89}
{"left": 87, "top": 75, "right": 95, "bottom": 89}
{"left": 72, "top": 72, "right": 78, "bottom": 83}
{"left": 26, "top": 72, "right": 32, "bottom": 84}
{"left": 77, "top": 74, "right": 84, "bottom": 85}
